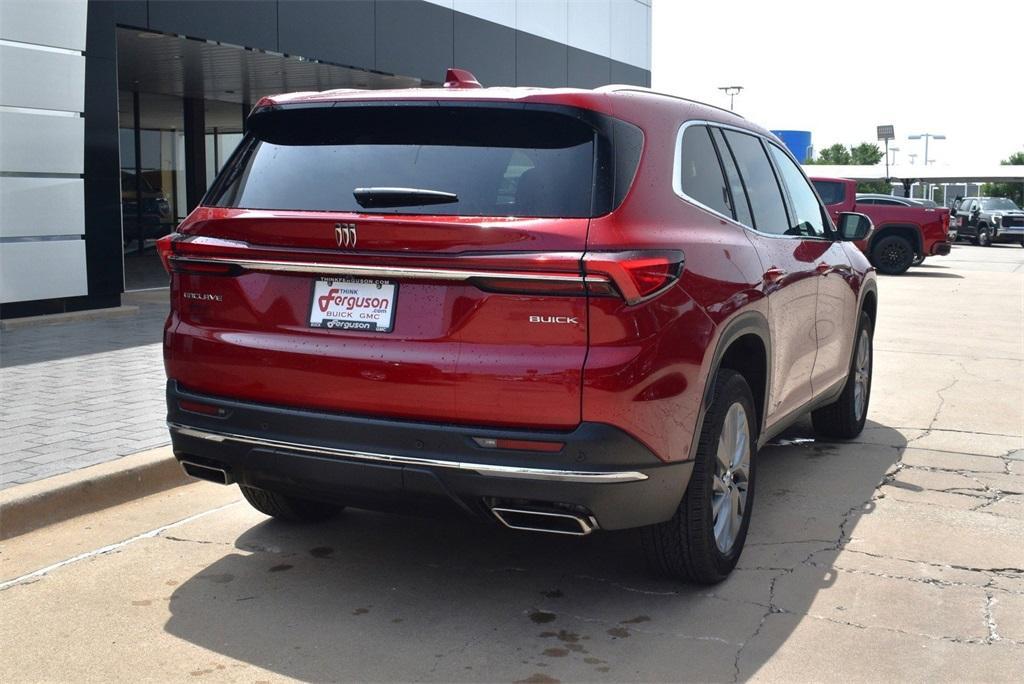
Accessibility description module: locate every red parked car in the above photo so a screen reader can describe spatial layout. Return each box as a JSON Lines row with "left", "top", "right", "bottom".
{"left": 159, "top": 70, "right": 877, "bottom": 583}
{"left": 810, "top": 177, "right": 952, "bottom": 274}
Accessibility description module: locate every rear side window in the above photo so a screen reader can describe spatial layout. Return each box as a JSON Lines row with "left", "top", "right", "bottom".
{"left": 210, "top": 106, "right": 602, "bottom": 218}
{"left": 813, "top": 180, "right": 846, "bottom": 205}
{"left": 676, "top": 125, "right": 730, "bottom": 217}
{"left": 723, "top": 130, "right": 790, "bottom": 235}
{"left": 768, "top": 144, "right": 826, "bottom": 237}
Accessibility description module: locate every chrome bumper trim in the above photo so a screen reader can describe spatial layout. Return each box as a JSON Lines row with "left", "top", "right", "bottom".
{"left": 168, "top": 256, "right": 606, "bottom": 285}
{"left": 167, "top": 423, "right": 648, "bottom": 483}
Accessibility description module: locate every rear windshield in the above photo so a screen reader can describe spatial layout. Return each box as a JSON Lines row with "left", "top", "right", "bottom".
{"left": 209, "top": 105, "right": 611, "bottom": 218}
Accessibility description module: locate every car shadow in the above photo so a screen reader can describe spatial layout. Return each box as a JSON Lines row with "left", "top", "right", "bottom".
{"left": 163, "top": 418, "right": 906, "bottom": 681}
{"left": 896, "top": 271, "right": 964, "bottom": 279}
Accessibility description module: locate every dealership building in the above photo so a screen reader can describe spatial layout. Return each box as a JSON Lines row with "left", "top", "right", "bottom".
{"left": 0, "top": 0, "right": 651, "bottom": 318}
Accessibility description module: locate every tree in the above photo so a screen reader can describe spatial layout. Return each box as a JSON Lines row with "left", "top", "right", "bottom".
{"left": 981, "top": 151, "right": 1024, "bottom": 206}
{"left": 806, "top": 142, "right": 889, "bottom": 193}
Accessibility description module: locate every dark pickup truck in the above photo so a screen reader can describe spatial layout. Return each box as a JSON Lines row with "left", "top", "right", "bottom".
{"left": 811, "top": 177, "right": 952, "bottom": 274}
{"left": 950, "top": 197, "right": 1024, "bottom": 247}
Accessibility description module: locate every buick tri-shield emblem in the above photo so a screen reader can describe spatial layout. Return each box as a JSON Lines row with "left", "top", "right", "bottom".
{"left": 335, "top": 223, "right": 357, "bottom": 248}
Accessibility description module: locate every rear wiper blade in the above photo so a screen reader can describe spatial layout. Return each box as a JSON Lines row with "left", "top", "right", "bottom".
{"left": 353, "top": 187, "right": 459, "bottom": 209}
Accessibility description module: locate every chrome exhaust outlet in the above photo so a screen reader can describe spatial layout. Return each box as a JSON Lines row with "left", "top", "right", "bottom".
{"left": 491, "top": 507, "right": 597, "bottom": 536}
{"left": 179, "top": 460, "right": 233, "bottom": 485}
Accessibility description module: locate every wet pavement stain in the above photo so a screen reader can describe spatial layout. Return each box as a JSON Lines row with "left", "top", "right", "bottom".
{"left": 515, "top": 674, "right": 560, "bottom": 684}
{"left": 541, "top": 589, "right": 564, "bottom": 599}
{"left": 529, "top": 610, "right": 557, "bottom": 624}
{"left": 584, "top": 657, "right": 605, "bottom": 665}
{"left": 268, "top": 564, "right": 293, "bottom": 573}
{"left": 539, "top": 629, "right": 581, "bottom": 643}
{"left": 199, "top": 573, "right": 234, "bottom": 584}
{"left": 309, "top": 546, "right": 334, "bottom": 559}
{"left": 606, "top": 627, "right": 630, "bottom": 638}
{"left": 131, "top": 600, "right": 151, "bottom": 607}
{"left": 353, "top": 607, "right": 370, "bottom": 616}
{"left": 165, "top": 580, "right": 178, "bottom": 587}
{"left": 596, "top": 666, "right": 610, "bottom": 673}
{"left": 391, "top": 618, "right": 404, "bottom": 623}
{"left": 542, "top": 647, "right": 569, "bottom": 657}
{"left": 621, "top": 615, "right": 651, "bottom": 624}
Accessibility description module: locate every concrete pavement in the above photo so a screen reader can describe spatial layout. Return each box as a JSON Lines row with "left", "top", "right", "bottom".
{"left": 1, "top": 244, "right": 1022, "bottom": 682}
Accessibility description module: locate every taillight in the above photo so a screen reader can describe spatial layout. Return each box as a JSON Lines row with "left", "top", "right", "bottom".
{"left": 156, "top": 234, "right": 175, "bottom": 274}
{"left": 584, "top": 250, "right": 685, "bottom": 305}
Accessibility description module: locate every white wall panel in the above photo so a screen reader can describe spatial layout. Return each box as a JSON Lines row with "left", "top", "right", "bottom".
{"left": 0, "top": 0, "right": 87, "bottom": 51}
{"left": 0, "top": 177, "right": 84, "bottom": 238}
{"left": 516, "top": 0, "right": 568, "bottom": 45}
{"left": 0, "top": 111, "right": 84, "bottom": 174}
{"left": 568, "top": 0, "right": 610, "bottom": 57}
{"left": 610, "top": 0, "right": 649, "bottom": 69}
{"left": 0, "top": 240, "right": 87, "bottom": 303}
{"left": 0, "top": 44, "right": 85, "bottom": 112}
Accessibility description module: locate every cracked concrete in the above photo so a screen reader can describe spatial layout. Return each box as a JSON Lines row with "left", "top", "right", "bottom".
{"left": 0, "top": 249, "right": 1021, "bottom": 681}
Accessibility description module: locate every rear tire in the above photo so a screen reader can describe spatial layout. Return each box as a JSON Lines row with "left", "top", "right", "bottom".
{"left": 240, "top": 485, "right": 342, "bottom": 523}
{"left": 812, "top": 311, "right": 873, "bottom": 439}
{"left": 871, "top": 235, "right": 914, "bottom": 275}
{"left": 641, "top": 369, "right": 757, "bottom": 584}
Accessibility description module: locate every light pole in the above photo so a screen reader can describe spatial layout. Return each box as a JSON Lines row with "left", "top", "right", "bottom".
{"left": 908, "top": 133, "right": 945, "bottom": 199}
{"left": 908, "top": 132, "right": 946, "bottom": 166}
{"left": 718, "top": 85, "right": 744, "bottom": 111}
{"left": 888, "top": 146, "right": 900, "bottom": 165}
{"left": 908, "top": 152, "right": 918, "bottom": 165}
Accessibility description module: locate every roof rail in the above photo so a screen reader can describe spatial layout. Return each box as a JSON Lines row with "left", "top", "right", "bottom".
{"left": 596, "top": 84, "right": 746, "bottom": 119}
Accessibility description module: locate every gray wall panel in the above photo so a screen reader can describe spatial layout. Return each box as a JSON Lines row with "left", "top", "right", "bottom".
{"left": 0, "top": 45, "right": 85, "bottom": 112}
{"left": 279, "top": 1, "right": 375, "bottom": 69}
{"left": 454, "top": 13, "right": 515, "bottom": 87}
{"left": 516, "top": 31, "right": 566, "bottom": 88}
{"left": 567, "top": 46, "right": 610, "bottom": 89}
{"left": 610, "top": 59, "right": 649, "bottom": 87}
{"left": 0, "top": 112, "right": 84, "bottom": 175}
{"left": 147, "top": 1, "right": 279, "bottom": 51}
{"left": 0, "top": 177, "right": 85, "bottom": 238}
{"left": 0, "top": 0, "right": 87, "bottom": 51}
{"left": 375, "top": 1, "right": 453, "bottom": 82}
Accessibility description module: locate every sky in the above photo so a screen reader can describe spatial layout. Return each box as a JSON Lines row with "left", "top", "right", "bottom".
{"left": 651, "top": 0, "right": 1024, "bottom": 167}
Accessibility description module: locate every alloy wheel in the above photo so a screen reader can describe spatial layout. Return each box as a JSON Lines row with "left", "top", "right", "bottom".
{"left": 711, "top": 402, "right": 751, "bottom": 553}
{"left": 853, "top": 329, "right": 871, "bottom": 421}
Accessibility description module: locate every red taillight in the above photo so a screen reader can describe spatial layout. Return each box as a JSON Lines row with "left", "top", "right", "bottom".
{"left": 584, "top": 250, "right": 685, "bottom": 304}
{"left": 156, "top": 234, "right": 175, "bottom": 274}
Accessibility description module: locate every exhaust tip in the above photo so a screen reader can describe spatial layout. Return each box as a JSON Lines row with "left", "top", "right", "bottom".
{"left": 179, "top": 459, "right": 233, "bottom": 485}
{"left": 491, "top": 507, "right": 596, "bottom": 536}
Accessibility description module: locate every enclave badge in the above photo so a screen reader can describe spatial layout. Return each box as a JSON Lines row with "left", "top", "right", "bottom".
{"left": 335, "top": 223, "right": 357, "bottom": 248}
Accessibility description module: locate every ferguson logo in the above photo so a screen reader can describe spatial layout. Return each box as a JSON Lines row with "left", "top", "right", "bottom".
{"left": 335, "top": 223, "right": 357, "bottom": 248}
{"left": 529, "top": 315, "right": 579, "bottom": 325}
{"left": 183, "top": 292, "right": 222, "bottom": 302}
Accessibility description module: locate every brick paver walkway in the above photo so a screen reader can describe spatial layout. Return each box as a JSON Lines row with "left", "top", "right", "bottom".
{"left": 0, "top": 292, "right": 170, "bottom": 489}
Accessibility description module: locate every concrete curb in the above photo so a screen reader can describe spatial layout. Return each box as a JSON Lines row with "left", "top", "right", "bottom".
{"left": 0, "top": 447, "right": 189, "bottom": 540}
{"left": 0, "top": 305, "right": 140, "bottom": 331}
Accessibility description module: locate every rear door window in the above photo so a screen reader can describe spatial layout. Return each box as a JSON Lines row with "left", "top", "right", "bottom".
{"left": 209, "top": 106, "right": 601, "bottom": 218}
{"left": 710, "top": 127, "right": 754, "bottom": 228}
{"left": 723, "top": 130, "right": 790, "bottom": 236}
{"left": 676, "top": 125, "right": 731, "bottom": 217}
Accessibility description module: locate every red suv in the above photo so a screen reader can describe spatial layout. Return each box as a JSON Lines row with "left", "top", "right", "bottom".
{"left": 160, "top": 71, "right": 877, "bottom": 583}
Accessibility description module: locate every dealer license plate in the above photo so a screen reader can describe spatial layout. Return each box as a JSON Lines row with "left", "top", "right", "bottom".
{"left": 309, "top": 277, "right": 398, "bottom": 333}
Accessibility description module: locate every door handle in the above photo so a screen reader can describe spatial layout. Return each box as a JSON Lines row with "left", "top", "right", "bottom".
{"left": 763, "top": 267, "right": 787, "bottom": 284}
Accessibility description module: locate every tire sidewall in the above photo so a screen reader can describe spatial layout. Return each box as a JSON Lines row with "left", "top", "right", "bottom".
{"left": 848, "top": 311, "right": 874, "bottom": 431}
{"left": 690, "top": 372, "right": 758, "bottom": 575}
{"left": 872, "top": 235, "right": 914, "bottom": 275}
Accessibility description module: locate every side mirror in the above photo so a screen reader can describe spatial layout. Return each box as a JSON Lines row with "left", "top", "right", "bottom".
{"left": 836, "top": 212, "right": 873, "bottom": 241}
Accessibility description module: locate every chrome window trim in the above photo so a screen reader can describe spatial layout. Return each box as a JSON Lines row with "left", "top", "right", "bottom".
{"left": 169, "top": 255, "right": 609, "bottom": 285}
{"left": 168, "top": 423, "right": 649, "bottom": 484}
{"left": 672, "top": 119, "right": 836, "bottom": 242}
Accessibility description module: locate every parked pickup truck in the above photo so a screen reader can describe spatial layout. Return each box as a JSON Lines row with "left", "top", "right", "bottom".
{"left": 811, "top": 177, "right": 952, "bottom": 274}
{"left": 949, "top": 196, "right": 1024, "bottom": 247}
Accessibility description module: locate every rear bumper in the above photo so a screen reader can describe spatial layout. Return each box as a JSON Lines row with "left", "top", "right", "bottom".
{"left": 930, "top": 241, "right": 952, "bottom": 256}
{"left": 166, "top": 381, "right": 691, "bottom": 531}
